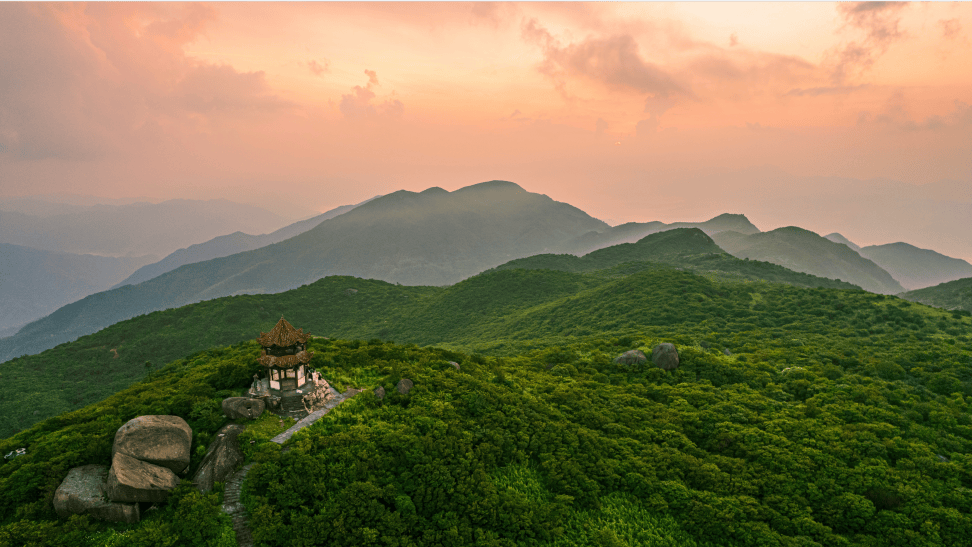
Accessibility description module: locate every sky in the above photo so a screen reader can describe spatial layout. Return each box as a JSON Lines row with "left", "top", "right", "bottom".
{"left": 1, "top": 2, "right": 970, "bottom": 259}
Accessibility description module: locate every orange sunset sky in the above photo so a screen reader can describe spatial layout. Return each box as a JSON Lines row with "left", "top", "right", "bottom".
{"left": 1, "top": 2, "right": 970, "bottom": 259}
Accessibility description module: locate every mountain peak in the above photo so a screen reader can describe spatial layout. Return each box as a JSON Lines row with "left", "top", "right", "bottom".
{"left": 453, "top": 180, "right": 525, "bottom": 193}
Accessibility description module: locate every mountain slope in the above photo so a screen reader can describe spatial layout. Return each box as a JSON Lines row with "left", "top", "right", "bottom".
{"left": 0, "top": 199, "right": 292, "bottom": 257}
{"left": 712, "top": 226, "right": 904, "bottom": 294}
{"left": 0, "top": 244, "right": 155, "bottom": 337}
{"left": 113, "top": 197, "right": 376, "bottom": 288}
{"left": 0, "top": 181, "right": 609, "bottom": 363}
{"left": 859, "top": 242, "right": 972, "bottom": 291}
{"left": 823, "top": 232, "right": 862, "bottom": 253}
{"left": 899, "top": 277, "right": 972, "bottom": 313}
{"left": 563, "top": 212, "right": 759, "bottom": 255}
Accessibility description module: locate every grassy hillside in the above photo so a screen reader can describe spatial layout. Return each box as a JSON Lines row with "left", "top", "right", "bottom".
{"left": 860, "top": 243, "right": 972, "bottom": 291}
{"left": 711, "top": 227, "right": 904, "bottom": 294}
{"left": 2, "top": 291, "right": 972, "bottom": 545}
{"left": 900, "top": 277, "right": 972, "bottom": 314}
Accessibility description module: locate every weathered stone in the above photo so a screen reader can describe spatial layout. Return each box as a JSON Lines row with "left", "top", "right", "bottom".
{"left": 614, "top": 350, "right": 647, "bottom": 366}
{"left": 54, "top": 465, "right": 140, "bottom": 524}
{"left": 374, "top": 386, "right": 386, "bottom": 400}
{"left": 651, "top": 343, "right": 680, "bottom": 371}
{"left": 222, "top": 397, "right": 266, "bottom": 420}
{"left": 113, "top": 415, "right": 192, "bottom": 474}
{"left": 448, "top": 361, "right": 460, "bottom": 371}
{"left": 396, "top": 378, "right": 414, "bottom": 395}
{"left": 192, "top": 424, "right": 244, "bottom": 492}
{"left": 723, "top": 348, "right": 732, "bottom": 356}
{"left": 106, "top": 452, "right": 180, "bottom": 504}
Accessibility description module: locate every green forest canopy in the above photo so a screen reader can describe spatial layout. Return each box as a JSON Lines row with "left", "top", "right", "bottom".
{"left": 1, "top": 257, "right": 972, "bottom": 545}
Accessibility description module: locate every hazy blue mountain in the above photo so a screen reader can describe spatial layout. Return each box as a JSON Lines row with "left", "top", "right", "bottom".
{"left": 823, "top": 232, "right": 862, "bottom": 253}
{"left": 0, "top": 181, "right": 609, "bottom": 362}
{"left": 112, "top": 197, "right": 377, "bottom": 288}
{"left": 711, "top": 227, "right": 904, "bottom": 294}
{"left": 0, "top": 199, "right": 293, "bottom": 258}
{"left": 0, "top": 244, "right": 155, "bottom": 337}
{"left": 564, "top": 213, "right": 760, "bottom": 255}
{"left": 899, "top": 277, "right": 972, "bottom": 313}
{"left": 858, "top": 243, "right": 972, "bottom": 291}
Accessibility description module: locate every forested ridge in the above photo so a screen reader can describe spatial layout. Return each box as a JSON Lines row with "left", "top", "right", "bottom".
{"left": 2, "top": 256, "right": 972, "bottom": 545}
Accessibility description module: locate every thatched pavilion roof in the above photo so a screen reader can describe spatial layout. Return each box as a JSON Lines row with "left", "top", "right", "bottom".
{"left": 256, "top": 316, "right": 310, "bottom": 348}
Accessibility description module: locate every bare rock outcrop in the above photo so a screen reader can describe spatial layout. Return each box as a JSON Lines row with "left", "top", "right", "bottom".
{"left": 652, "top": 343, "right": 680, "bottom": 371}
{"left": 374, "top": 386, "right": 386, "bottom": 400}
{"left": 222, "top": 397, "right": 266, "bottom": 420}
{"left": 614, "top": 350, "right": 647, "bottom": 367}
{"left": 54, "top": 465, "right": 139, "bottom": 523}
{"left": 106, "top": 452, "right": 180, "bottom": 504}
{"left": 192, "top": 424, "right": 245, "bottom": 492}
{"left": 113, "top": 415, "right": 192, "bottom": 474}
{"left": 396, "top": 378, "right": 414, "bottom": 395}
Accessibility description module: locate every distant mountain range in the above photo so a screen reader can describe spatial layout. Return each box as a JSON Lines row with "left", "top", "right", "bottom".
{"left": 562, "top": 213, "right": 759, "bottom": 255}
{"left": 3, "top": 179, "right": 969, "bottom": 365}
{"left": 711, "top": 227, "right": 904, "bottom": 294}
{"left": 0, "top": 181, "right": 609, "bottom": 362}
{"left": 112, "top": 197, "right": 377, "bottom": 288}
{"left": 0, "top": 244, "right": 156, "bottom": 337}
{"left": 858, "top": 243, "right": 972, "bottom": 292}
{"left": 0, "top": 198, "right": 295, "bottom": 257}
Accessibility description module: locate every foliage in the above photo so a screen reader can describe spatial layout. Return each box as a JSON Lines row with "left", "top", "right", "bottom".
{"left": 2, "top": 255, "right": 972, "bottom": 545}
{"left": 901, "top": 277, "right": 972, "bottom": 314}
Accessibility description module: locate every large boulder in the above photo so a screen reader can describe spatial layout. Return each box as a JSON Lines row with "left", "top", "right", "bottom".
{"left": 652, "top": 343, "right": 680, "bottom": 371}
{"left": 614, "top": 350, "right": 647, "bottom": 367}
{"left": 113, "top": 415, "right": 192, "bottom": 474}
{"left": 54, "top": 465, "right": 140, "bottom": 524}
{"left": 374, "top": 386, "right": 386, "bottom": 400}
{"left": 222, "top": 397, "right": 266, "bottom": 420}
{"left": 106, "top": 452, "right": 180, "bottom": 504}
{"left": 396, "top": 378, "right": 414, "bottom": 395}
{"left": 192, "top": 424, "right": 244, "bottom": 492}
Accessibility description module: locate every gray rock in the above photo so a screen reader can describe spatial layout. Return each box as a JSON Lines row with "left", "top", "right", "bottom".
{"left": 723, "top": 348, "right": 731, "bottom": 356}
{"left": 652, "top": 343, "right": 680, "bottom": 371}
{"left": 396, "top": 378, "right": 414, "bottom": 395}
{"left": 107, "top": 452, "right": 180, "bottom": 504}
{"left": 54, "top": 465, "right": 140, "bottom": 523}
{"left": 113, "top": 415, "right": 192, "bottom": 474}
{"left": 346, "top": 288, "right": 358, "bottom": 295}
{"left": 449, "top": 361, "right": 460, "bottom": 371}
{"left": 614, "top": 350, "right": 647, "bottom": 366}
{"left": 374, "top": 386, "right": 386, "bottom": 400}
{"left": 222, "top": 397, "right": 266, "bottom": 420}
{"left": 192, "top": 424, "right": 244, "bottom": 492}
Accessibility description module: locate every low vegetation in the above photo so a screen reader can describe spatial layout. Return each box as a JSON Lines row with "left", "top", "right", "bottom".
{"left": 2, "top": 255, "right": 972, "bottom": 545}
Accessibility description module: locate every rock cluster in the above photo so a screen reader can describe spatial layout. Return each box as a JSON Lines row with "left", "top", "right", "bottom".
{"left": 54, "top": 415, "right": 192, "bottom": 523}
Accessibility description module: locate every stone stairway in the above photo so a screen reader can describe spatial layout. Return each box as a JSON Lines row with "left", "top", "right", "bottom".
{"left": 222, "top": 387, "right": 364, "bottom": 546}
{"left": 222, "top": 463, "right": 255, "bottom": 547}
